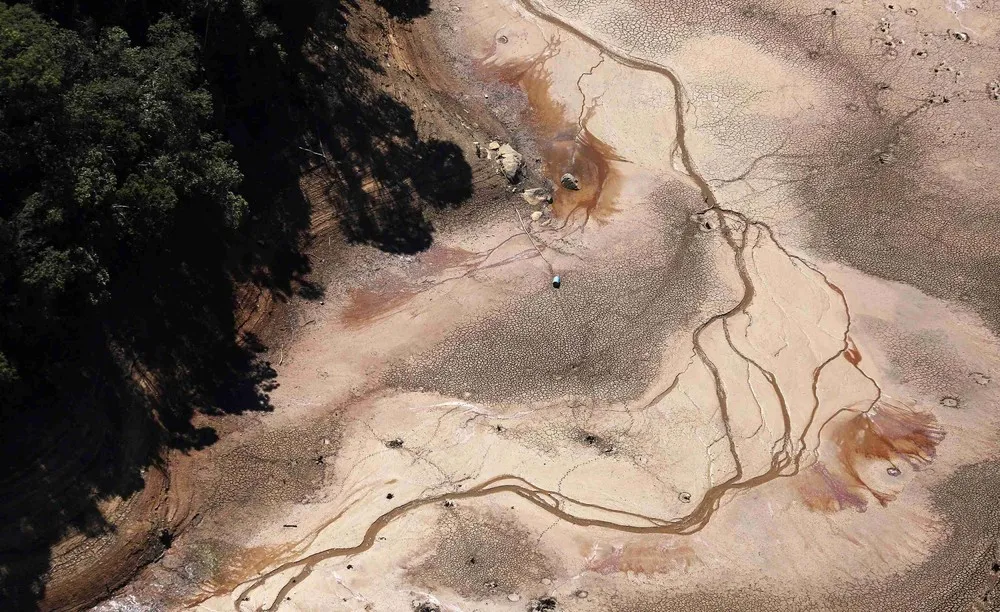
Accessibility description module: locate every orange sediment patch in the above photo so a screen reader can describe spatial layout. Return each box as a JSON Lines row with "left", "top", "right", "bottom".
{"left": 799, "top": 401, "right": 944, "bottom": 511}
{"left": 341, "top": 287, "right": 418, "bottom": 329}
{"left": 481, "top": 48, "right": 625, "bottom": 222}
{"left": 836, "top": 401, "right": 943, "bottom": 468}
{"left": 844, "top": 336, "right": 862, "bottom": 366}
{"left": 544, "top": 128, "right": 624, "bottom": 220}
{"left": 182, "top": 542, "right": 297, "bottom": 605}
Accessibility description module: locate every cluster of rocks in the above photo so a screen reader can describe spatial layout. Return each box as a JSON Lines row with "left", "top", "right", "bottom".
{"left": 472, "top": 139, "right": 582, "bottom": 226}
{"left": 475, "top": 140, "right": 524, "bottom": 182}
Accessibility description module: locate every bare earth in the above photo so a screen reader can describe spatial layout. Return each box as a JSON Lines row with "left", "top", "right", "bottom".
{"left": 90, "top": 0, "right": 1000, "bottom": 611}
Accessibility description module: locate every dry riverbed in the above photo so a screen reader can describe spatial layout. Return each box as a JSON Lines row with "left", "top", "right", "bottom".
{"left": 95, "top": 0, "right": 1000, "bottom": 610}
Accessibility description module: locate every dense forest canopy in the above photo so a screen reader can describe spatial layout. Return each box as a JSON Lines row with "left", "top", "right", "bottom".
{"left": 0, "top": 4, "right": 247, "bottom": 411}
{"left": 0, "top": 0, "right": 329, "bottom": 424}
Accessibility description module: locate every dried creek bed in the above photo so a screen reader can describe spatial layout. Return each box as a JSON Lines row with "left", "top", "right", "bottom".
{"left": 95, "top": 1, "right": 1000, "bottom": 611}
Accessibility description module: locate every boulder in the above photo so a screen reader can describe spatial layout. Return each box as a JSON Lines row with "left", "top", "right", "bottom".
{"left": 496, "top": 143, "right": 523, "bottom": 182}
{"left": 560, "top": 173, "right": 580, "bottom": 190}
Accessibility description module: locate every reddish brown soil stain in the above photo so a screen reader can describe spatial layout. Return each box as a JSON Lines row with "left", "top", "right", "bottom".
{"left": 837, "top": 402, "right": 943, "bottom": 468}
{"left": 585, "top": 540, "right": 701, "bottom": 575}
{"left": 802, "top": 402, "right": 944, "bottom": 510}
{"left": 341, "top": 287, "right": 419, "bottom": 329}
{"left": 545, "top": 128, "right": 624, "bottom": 221}
{"left": 482, "top": 49, "right": 624, "bottom": 222}
{"left": 203, "top": 544, "right": 296, "bottom": 598}
{"left": 414, "top": 244, "right": 477, "bottom": 273}
{"left": 342, "top": 246, "right": 476, "bottom": 329}
{"left": 844, "top": 337, "right": 862, "bottom": 366}
{"left": 797, "top": 461, "right": 870, "bottom": 513}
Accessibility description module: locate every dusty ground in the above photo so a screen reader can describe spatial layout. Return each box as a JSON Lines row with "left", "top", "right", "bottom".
{"left": 83, "top": 0, "right": 1000, "bottom": 610}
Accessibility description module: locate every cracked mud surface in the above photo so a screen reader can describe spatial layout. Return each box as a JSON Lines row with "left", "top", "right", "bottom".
{"left": 99, "top": 0, "right": 1000, "bottom": 610}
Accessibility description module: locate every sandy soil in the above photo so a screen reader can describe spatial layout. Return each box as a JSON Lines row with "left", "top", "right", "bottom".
{"left": 87, "top": 0, "right": 1000, "bottom": 610}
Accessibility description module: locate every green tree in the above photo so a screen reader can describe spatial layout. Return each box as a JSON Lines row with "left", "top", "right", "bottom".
{"left": 0, "top": 3, "right": 246, "bottom": 404}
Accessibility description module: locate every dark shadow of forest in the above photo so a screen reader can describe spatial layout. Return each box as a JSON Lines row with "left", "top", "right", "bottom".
{"left": 0, "top": 0, "right": 470, "bottom": 608}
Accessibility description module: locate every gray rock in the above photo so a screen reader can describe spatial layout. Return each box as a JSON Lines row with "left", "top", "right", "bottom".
{"left": 521, "top": 187, "right": 553, "bottom": 206}
{"left": 561, "top": 173, "right": 580, "bottom": 190}
{"left": 496, "top": 143, "right": 524, "bottom": 182}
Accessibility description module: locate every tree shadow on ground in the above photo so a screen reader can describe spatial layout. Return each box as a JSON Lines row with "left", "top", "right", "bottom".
{"left": 0, "top": 0, "right": 471, "bottom": 608}
{"left": 375, "top": 0, "right": 431, "bottom": 22}
{"left": 304, "top": 14, "right": 474, "bottom": 254}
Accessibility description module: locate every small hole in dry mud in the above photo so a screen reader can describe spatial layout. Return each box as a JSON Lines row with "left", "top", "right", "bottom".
{"left": 387, "top": 493, "right": 395, "bottom": 499}
{"left": 584, "top": 435, "right": 597, "bottom": 445}
{"left": 940, "top": 396, "right": 961, "bottom": 408}
{"left": 347, "top": 564, "right": 353, "bottom": 569}
{"left": 679, "top": 491, "right": 692, "bottom": 503}
{"left": 386, "top": 438, "right": 404, "bottom": 448}
{"left": 498, "top": 35, "right": 509, "bottom": 44}
{"left": 158, "top": 529, "right": 173, "bottom": 549}
{"left": 992, "top": 562, "right": 1000, "bottom": 573}
{"left": 823, "top": 8, "right": 838, "bottom": 16}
